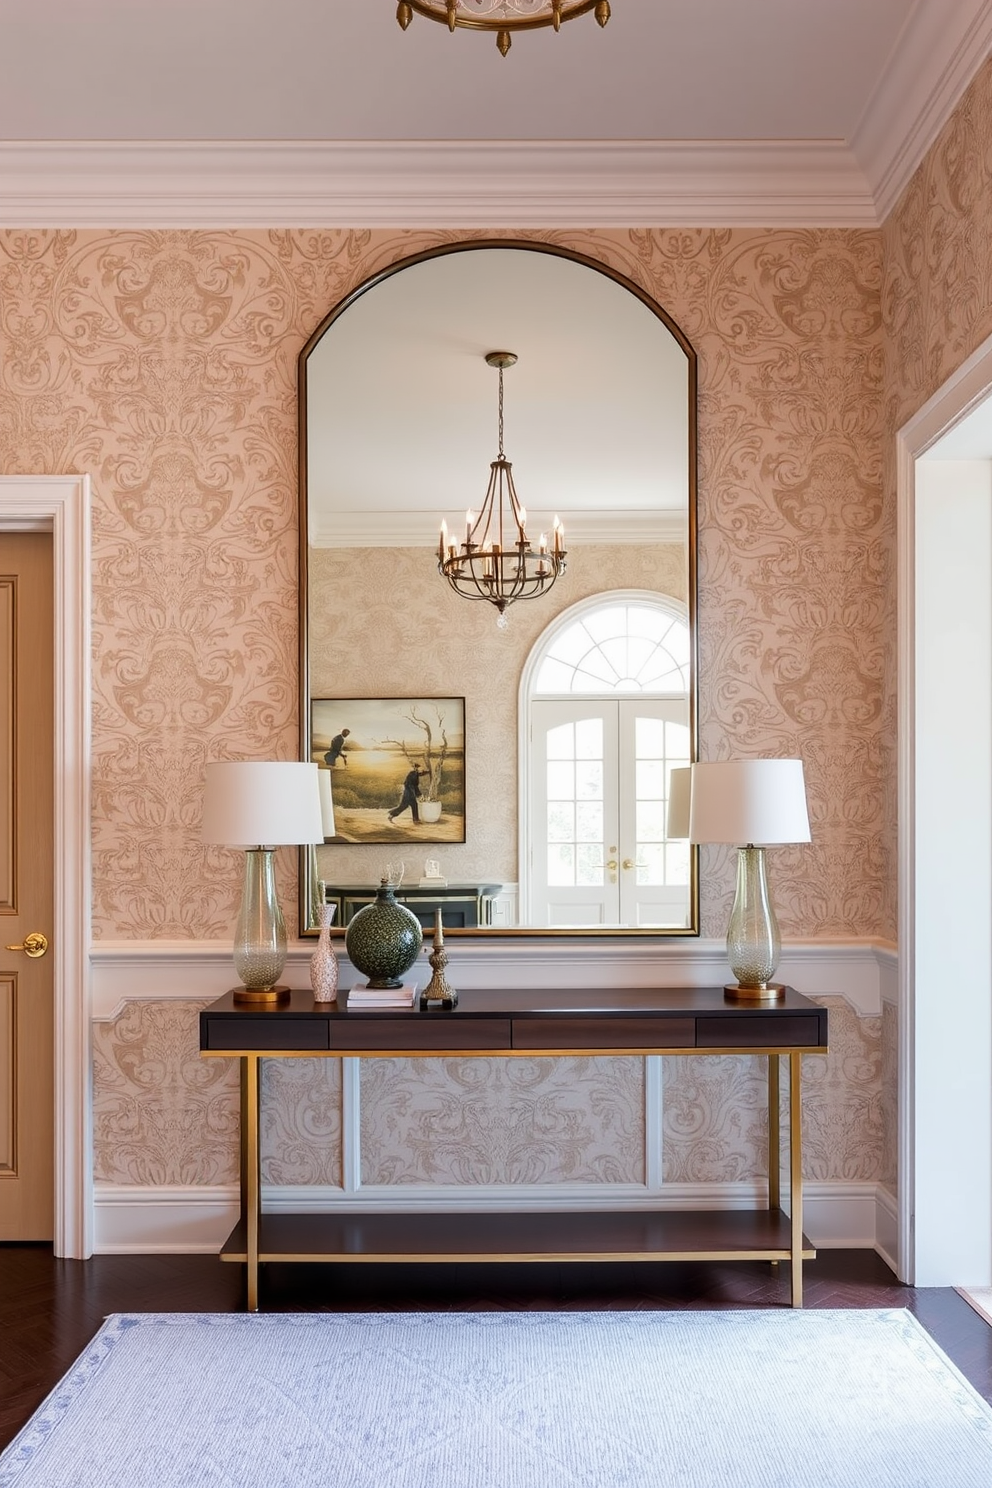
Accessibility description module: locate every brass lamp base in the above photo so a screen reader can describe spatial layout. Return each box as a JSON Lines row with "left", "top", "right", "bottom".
{"left": 232, "top": 984, "right": 291, "bottom": 1006}
{"left": 724, "top": 982, "right": 786, "bottom": 1003}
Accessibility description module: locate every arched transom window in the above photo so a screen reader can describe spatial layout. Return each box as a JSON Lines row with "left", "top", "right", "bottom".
{"left": 534, "top": 598, "right": 690, "bottom": 696}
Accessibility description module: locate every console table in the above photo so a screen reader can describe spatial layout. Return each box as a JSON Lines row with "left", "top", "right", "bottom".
{"left": 200, "top": 986, "right": 828, "bottom": 1311}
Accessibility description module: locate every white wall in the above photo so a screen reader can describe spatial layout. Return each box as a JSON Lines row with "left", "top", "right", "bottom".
{"left": 911, "top": 457, "right": 992, "bottom": 1285}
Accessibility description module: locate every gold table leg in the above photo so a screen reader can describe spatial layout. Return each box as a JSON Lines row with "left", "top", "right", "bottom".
{"left": 790, "top": 1051, "right": 804, "bottom": 1308}
{"left": 241, "top": 1055, "right": 261, "bottom": 1312}
{"left": 767, "top": 1053, "right": 780, "bottom": 1212}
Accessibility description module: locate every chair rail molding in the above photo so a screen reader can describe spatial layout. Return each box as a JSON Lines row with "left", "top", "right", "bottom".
{"left": 90, "top": 937, "right": 893, "bottom": 1022}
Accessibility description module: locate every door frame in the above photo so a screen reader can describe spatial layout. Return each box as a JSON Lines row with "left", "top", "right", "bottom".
{"left": 897, "top": 335, "right": 992, "bottom": 1287}
{"left": 0, "top": 476, "right": 92, "bottom": 1258}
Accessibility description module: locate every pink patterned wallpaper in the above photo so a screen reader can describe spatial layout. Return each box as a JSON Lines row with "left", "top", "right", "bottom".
{"left": 883, "top": 51, "right": 992, "bottom": 427}
{"left": 2, "top": 225, "right": 891, "bottom": 1194}
{"left": 0, "top": 225, "right": 888, "bottom": 942}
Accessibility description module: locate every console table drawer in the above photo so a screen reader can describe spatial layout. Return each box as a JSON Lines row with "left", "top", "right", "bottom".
{"left": 513, "top": 1016, "right": 695, "bottom": 1050}
{"left": 330, "top": 1018, "right": 512, "bottom": 1052}
{"left": 201, "top": 1016, "right": 330, "bottom": 1052}
{"left": 696, "top": 1014, "right": 823, "bottom": 1049}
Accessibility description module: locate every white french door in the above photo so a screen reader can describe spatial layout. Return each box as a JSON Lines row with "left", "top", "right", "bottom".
{"left": 528, "top": 698, "right": 690, "bottom": 927}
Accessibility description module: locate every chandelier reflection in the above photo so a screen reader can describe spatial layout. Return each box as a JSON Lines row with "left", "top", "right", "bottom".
{"left": 396, "top": 1, "right": 610, "bottom": 57}
{"left": 438, "top": 351, "right": 566, "bottom": 628}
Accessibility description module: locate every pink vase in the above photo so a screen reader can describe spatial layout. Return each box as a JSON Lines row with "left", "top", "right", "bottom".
{"left": 310, "top": 903, "right": 339, "bottom": 1002}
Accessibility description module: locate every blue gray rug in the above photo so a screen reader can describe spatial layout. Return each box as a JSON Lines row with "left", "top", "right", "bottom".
{"left": 2, "top": 1309, "right": 990, "bottom": 1487}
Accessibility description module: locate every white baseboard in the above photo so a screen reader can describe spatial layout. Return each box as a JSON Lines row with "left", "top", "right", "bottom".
{"left": 93, "top": 1180, "right": 885, "bottom": 1256}
{"left": 802, "top": 1184, "right": 881, "bottom": 1249}
{"left": 94, "top": 1185, "right": 240, "bottom": 1254}
{"left": 874, "top": 1182, "right": 901, "bottom": 1275}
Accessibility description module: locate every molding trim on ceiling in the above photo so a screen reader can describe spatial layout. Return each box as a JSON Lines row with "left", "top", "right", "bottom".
{"left": 853, "top": 0, "right": 992, "bottom": 222}
{"left": 0, "top": 138, "right": 878, "bottom": 227}
{"left": 311, "top": 509, "right": 686, "bottom": 549}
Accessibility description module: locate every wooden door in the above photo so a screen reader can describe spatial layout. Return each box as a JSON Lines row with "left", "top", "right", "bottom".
{"left": 0, "top": 532, "right": 54, "bottom": 1239}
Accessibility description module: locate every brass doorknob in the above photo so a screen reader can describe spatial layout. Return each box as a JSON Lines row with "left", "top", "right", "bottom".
{"left": 5, "top": 932, "right": 49, "bottom": 958}
{"left": 606, "top": 859, "right": 618, "bottom": 872}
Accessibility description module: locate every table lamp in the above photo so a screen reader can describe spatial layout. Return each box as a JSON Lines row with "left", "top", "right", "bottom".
{"left": 688, "top": 758, "right": 810, "bottom": 1002}
{"left": 201, "top": 761, "right": 324, "bottom": 1004}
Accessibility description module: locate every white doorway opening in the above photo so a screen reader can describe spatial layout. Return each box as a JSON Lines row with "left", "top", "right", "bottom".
{"left": 897, "top": 343, "right": 992, "bottom": 1287}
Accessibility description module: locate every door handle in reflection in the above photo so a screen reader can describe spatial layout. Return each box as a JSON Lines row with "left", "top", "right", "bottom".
{"left": 622, "top": 858, "right": 647, "bottom": 871}
{"left": 5, "top": 932, "right": 49, "bottom": 958}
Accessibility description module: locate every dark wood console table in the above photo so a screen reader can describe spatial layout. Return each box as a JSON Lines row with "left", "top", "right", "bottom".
{"left": 200, "top": 986, "right": 828, "bottom": 1311}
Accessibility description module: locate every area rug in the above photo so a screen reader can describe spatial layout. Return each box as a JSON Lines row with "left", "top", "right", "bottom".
{"left": 2, "top": 1310, "right": 991, "bottom": 1488}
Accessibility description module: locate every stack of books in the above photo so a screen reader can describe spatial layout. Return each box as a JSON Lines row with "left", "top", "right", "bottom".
{"left": 347, "top": 982, "right": 418, "bottom": 1009}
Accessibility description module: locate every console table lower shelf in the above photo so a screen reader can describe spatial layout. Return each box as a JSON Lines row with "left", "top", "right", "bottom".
{"left": 218, "top": 1209, "right": 816, "bottom": 1266}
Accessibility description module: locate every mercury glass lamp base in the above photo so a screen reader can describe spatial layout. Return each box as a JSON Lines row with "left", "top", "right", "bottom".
{"left": 231, "top": 984, "right": 291, "bottom": 1005}
{"left": 724, "top": 981, "right": 786, "bottom": 1003}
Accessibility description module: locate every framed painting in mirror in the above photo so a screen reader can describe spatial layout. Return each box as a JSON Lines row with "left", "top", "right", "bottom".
{"left": 310, "top": 696, "right": 466, "bottom": 844}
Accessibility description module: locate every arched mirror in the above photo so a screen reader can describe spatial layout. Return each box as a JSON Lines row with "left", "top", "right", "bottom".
{"left": 299, "top": 240, "right": 698, "bottom": 938}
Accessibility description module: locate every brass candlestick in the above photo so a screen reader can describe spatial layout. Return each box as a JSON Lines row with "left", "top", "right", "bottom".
{"left": 419, "top": 908, "right": 457, "bottom": 1010}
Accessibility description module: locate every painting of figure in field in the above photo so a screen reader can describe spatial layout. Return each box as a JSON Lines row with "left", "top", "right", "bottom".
{"left": 310, "top": 697, "right": 466, "bottom": 844}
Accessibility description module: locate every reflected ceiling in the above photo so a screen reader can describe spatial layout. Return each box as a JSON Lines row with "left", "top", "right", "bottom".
{"left": 306, "top": 248, "right": 689, "bottom": 550}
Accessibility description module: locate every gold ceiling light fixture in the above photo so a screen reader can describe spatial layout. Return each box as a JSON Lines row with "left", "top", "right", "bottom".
{"left": 438, "top": 351, "right": 566, "bottom": 627}
{"left": 396, "top": 1, "right": 610, "bottom": 58}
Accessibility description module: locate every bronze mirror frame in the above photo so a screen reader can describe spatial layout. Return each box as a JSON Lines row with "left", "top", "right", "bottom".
{"left": 298, "top": 238, "right": 699, "bottom": 939}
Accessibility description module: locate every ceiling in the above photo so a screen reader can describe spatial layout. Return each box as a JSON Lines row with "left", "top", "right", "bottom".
{"left": 2, "top": 0, "right": 992, "bottom": 225}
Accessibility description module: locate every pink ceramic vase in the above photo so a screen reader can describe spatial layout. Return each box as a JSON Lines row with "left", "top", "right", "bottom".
{"left": 310, "top": 902, "right": 338, "bottom": 1002}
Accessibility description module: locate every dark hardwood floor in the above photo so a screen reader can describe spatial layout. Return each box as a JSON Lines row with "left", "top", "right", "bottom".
{"left": 2, "top": 1245, "right": 991, "bottom": 1450}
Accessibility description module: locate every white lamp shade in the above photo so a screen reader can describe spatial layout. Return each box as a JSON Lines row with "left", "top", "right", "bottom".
{"left": 666, "top": 766, "right": 692, "bottom": 840}
{"left": 317, "top": 767, "right": 335, "bottom": 839}
{"left": 689, "top": 759, "right": 811, "bottom": 846}
{"left": 201, "top": 761, "right": 324, "bottom": 847}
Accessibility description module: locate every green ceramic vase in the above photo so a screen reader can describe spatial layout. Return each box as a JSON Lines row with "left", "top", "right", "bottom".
{"left": 345, "top": 881, "right": 423, "bottom": 989}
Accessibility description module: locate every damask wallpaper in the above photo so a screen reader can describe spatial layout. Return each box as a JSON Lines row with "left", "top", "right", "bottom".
{"left": 0, "top": 224, "right": 888, "bottom": 942}
{"left": 1, "top": 224, "right": 890, "bottom": 1197}
{"left": 882, "top": 50, "right": 992, "bottom": 429}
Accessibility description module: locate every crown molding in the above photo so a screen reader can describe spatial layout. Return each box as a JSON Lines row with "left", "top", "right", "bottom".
{"left": 0, "top": 138, "right": 877, "bottom": 228}
{"left": 854, "top": 0, "right": 992, "bottom": 222}
{"left": 311, "top": 508, "right": 686, "bottom": 549}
